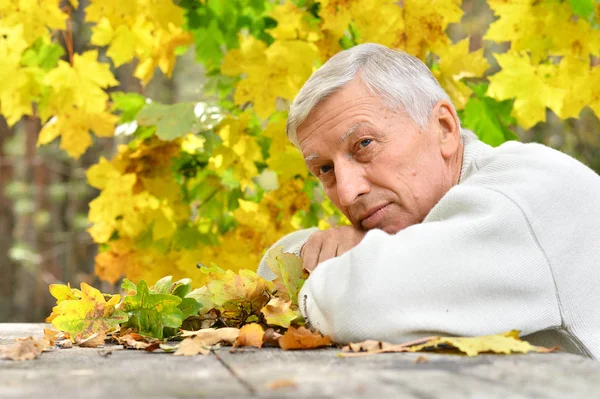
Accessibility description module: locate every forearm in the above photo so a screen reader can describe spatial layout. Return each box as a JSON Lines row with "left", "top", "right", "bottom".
{"left": 299, "top": 186, "right": 562, "bottom": 343}
{"left": 256, "top": 227, "right": 318, "bottom": 280}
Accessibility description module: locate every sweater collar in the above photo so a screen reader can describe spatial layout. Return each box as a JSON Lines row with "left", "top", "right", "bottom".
{"left": 458, "top": 130, "right": 490, "bottom": 184}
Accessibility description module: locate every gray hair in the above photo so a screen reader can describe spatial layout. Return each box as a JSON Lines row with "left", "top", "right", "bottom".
{"left": 286, "top": 43, "right": 462, "bottom": 147}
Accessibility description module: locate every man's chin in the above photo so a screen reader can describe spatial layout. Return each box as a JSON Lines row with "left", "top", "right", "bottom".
{"left": 371, "top": 221, "right": 413, "bottom": 234}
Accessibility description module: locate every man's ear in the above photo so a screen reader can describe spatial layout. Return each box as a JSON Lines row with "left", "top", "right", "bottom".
{"left": 432, "top": 100, "right": 461, "bottom": 159}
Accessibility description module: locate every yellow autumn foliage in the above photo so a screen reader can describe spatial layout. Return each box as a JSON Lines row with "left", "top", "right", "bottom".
{"left": 2, "top": 0, "right": 600, "bottom": 289}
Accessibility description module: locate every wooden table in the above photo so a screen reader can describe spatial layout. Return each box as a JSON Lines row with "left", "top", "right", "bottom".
{"left": 2, "top": 323, "right": 600, "bottom": 398}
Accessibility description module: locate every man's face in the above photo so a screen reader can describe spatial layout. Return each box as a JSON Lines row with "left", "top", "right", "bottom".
{"left": 296, "top": 79, "right": 460, "bottom": 234}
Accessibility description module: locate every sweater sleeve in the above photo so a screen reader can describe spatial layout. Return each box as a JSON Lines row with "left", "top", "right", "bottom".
{"left": 256, "top": 227, "right": 319, "bottom": 281}
{"left": 298, "top": 184, "right": 562, "bottom": 343}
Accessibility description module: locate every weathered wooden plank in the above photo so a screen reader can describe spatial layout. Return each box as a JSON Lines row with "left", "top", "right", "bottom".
{"left": 3, "top": 324, "right": 600, "bottom": 398}
{"left": 0, "top": 324, "right": 249, "bottom": 398}
{"left": 216, "top": 347, "right": 600, "bottom": 398}
{"left": 0, "top": 323, "right": 48, "bottom": 344}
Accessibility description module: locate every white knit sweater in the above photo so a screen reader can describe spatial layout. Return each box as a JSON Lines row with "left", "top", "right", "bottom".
{"left": 257, "top": 133, "right": 600, "bottom": 359}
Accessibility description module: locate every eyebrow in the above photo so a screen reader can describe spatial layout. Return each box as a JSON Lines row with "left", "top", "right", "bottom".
{"left": 339, "top": 121, "right": 373, "bottom": 142}
{"left": 304, "top": 122, "right": 375, "bottom": 163}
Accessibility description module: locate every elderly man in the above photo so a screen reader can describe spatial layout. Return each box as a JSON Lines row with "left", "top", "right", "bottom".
{"left": 256, "top": 43, "right": 600, "bottom": 359}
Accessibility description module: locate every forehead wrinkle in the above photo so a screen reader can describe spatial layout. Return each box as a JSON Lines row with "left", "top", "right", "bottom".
{"left": 302, "top": 99, "right": 381, "bottom": 138}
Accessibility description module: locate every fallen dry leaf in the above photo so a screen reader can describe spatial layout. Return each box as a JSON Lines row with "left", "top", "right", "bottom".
{"left": 408, "top": 330, "right": 556, "bottom": 356}
{"left": 0, "top": 337, "right": 52, "bottom": 361}
{"left": 234, "top": 323, "right": 264, "bottom": 348}
{"left": 75, "top": 331, "right": 107, "bottom": 348}
{"left": 339, "top": 336, "right": 438, "bottom": 357}
{"left": 43, "top": 328, "right": 60, "bottom": 345}
{"left": 267, "top": 378, "right": 297, "bottom": 390}
{"left": 278, "top": 326, "right": 331, "bottom": 350}
{"left": 179, "top": 327, "right": 239, "bottom": 343}
{"left": 117, "top": 333, "right": 161, "bottom": 351}
{"left": 56, "top": 339, "right": 73, "bottom": 349}
{"left": 340, "top": 331, "right": 556, "bottom": 357}
{"left": 174, "top": 336, "right": 211, "bottom": 356}
{"left": 174, "top": 328, "right": 241, "bottom": 356}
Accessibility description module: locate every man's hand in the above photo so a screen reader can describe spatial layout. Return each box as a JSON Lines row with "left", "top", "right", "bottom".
{"left": 301, "top": 226, "right": 367, "bottom": 272}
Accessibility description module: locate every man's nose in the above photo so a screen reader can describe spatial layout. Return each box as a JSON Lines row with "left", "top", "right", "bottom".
{"left": 335, "top": 162, "right": 370, "bottom": 207}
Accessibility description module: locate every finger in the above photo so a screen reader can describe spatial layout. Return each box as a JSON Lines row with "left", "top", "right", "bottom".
{"left": 302, "top": 237, "right": 322, "bottom": 272}
{"left": 317, "top": 241, "right": 337, "bottom": 265}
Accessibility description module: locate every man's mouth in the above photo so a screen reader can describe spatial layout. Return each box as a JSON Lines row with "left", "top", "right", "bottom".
{"left": 360, "top": 203, "right": 391, "bottom": 230}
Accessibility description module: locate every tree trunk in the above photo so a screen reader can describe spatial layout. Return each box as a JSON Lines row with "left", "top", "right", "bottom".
{"left": 0, "top": 117, "right": 17, "bottom": 322}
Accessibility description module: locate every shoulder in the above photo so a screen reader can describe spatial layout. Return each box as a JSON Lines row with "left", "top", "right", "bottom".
{"left": 465, "top": 140, "right": 599, "bottom": 193}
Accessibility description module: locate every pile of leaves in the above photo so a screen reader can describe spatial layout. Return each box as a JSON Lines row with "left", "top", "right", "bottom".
{"left": 0, "top": 248, "right": 555, "bottom": 361}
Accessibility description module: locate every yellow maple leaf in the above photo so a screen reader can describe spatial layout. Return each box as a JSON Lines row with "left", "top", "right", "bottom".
{"left": 234, "top": 199, "right": 271, "bottom": 232}
{"left": 487, "top": 51, "right": 564, "bottom": 130}
{"left": 91, "top": 19, "right": 137, "bottom": 67}
{"left": 37, "top": 107, "right": 118, "bottom": 158}
{"left": 267, "top": 3, "right": 321, "bottom": 42}
{"left": 221, "top": 35, "right": 267, "bottom": 77}
{"left": 484, "top": 0, "right": 545, "bottom": 61}
{"left": 551, "top": 56, "right": 598, "bottom": 120}
{"left": 87, "top": 172, "right": 160, "bottom": 243}
{"left": 209, "top": 116, "right": 262, "bottom": 189}
{"left": 318, "top": 0, "right": 352, "bottom": 38}
{"left": 483, "top": 1, "right": 600, "bottom": 62}
{"left": 403, "top": 0, "right": 462, "bottom": 58}
{"left": 86, "top": 0, "right": 137, "bottom": 26}
{"left": 0, "top": 0, "right": 66, "bottom": 45}
{"left": 86, "top": 157, "right": 122, "bottom": 190}
{"left": 261, "top": 297, "right": 301, "bottom": 328}
{"left": 408, "top": 330, "right": 555, "bottom": 356}
{"left": 224, "top": 36, "right": 319, "bottom": 119}
{"left": 51, "top": 282, "right": 128, "bottom": 341}
{"left": 433, "top": 39, "right": 489, "bottom": 109}
{"left": 547, "top": 4, "right": 600, "bottom": 58}
{"left": 266, "top": 145, "right": 309, "bottom": 183}
{"left": 0, "top": 23, "right": 41, "bottom": 125}
{"left": 94, "top": 248, "right": 130, "bottom": 285}
{"left": 43, "top": 51, "right": 118, "bottom": 117}
{"left": 133, "top": 26, "right": 193, "bottom": 84}
{"left": 262, "top": 117, "right": 289, "bottom": 155}
{"left": 350, "top": 0, "right": 405, "bottom": 48}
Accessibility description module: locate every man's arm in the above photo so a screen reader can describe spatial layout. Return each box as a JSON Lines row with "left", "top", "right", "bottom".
{"left": 256, "top": 227, "right": 318, "bottom": 280}
{"left": 299, "top": 184, "right": 562, "bottom": 343}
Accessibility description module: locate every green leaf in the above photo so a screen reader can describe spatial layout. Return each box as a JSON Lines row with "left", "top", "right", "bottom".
{"left": 21, "top": 38, "right": 65, "bottom": 71}
{"left": 568, "top": 0, "right": 595, "bottom": 20}
{"left": 178, "top": 297, "right": 203, "bottom": 319}
{"left": 266, "top": 247, "right": 308, "bottom": 306}
{"left": 461, "top": 83, "right": 518, "bottom": 147}
{"left": 122, "top": 278, "right": 138, "bottom": 295}
{"left": 150, "top": 276, "right": 202, "bottom": 322}
{"left": 121, "top": 280, "right": 184, "bottom": 339}
{"left": 137, "top": 102, "right": 199, "bottom": 141}
{"left": 111, "top": 92, "right": 147, "bottom": 122}
{"left": 172, "top": 279, "right": 193, "bottom": 298}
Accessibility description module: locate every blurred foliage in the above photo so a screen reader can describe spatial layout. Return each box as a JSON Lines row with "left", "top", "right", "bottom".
{"left": 0, "top": 0, "right": 599, "bottom": 296}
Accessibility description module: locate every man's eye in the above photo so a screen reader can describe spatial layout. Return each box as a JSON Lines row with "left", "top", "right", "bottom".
{"left": 359, "top": 139, "right": 372, "bottom": 148}
{"left": 319, "top": 165, "right": 333, "bottom": 175}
